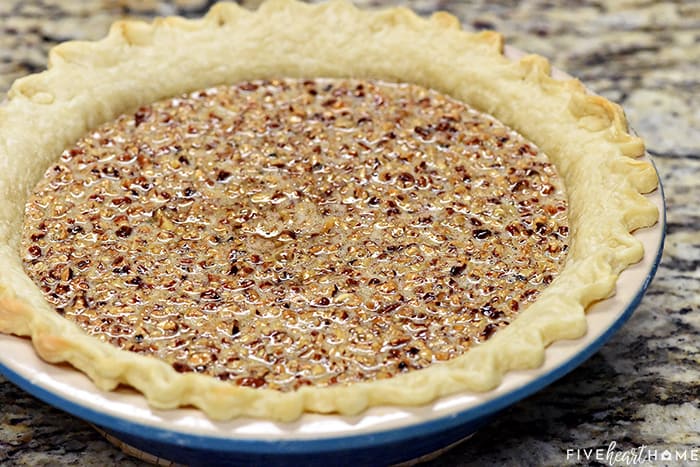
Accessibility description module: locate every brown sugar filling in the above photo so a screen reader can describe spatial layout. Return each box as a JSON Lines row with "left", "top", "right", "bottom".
{"left": 21, "top": 78, "right": 569, "bottom": 391}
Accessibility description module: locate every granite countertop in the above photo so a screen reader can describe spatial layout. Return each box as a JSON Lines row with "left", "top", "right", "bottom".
{"left": 0, "top": 1, "right": 698, "bottom": 466}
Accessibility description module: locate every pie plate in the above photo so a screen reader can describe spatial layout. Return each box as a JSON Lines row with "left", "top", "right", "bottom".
{"left": 0, "top": 45, "right": 666, "bottom": 465}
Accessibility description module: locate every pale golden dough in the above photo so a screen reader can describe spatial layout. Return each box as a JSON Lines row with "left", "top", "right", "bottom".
{"left": 0, "top": 0, "right": 658, "bottom": 421}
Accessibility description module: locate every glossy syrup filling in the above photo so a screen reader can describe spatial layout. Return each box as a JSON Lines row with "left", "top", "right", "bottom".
{"left": 21, "top": 78, "right": 569, "bottom": 390}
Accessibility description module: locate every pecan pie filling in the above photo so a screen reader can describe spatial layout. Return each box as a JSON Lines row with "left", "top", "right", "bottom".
{"left": 21, "top": 78, "right": 569, "bottom": 391}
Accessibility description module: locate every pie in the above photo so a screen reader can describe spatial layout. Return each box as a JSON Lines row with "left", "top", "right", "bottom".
{"left": 0, "top": 0, "right": 658, "bottom": 421}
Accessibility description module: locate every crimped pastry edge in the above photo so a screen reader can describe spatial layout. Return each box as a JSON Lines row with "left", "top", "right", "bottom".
{"left": 0, "top": 0, "right": 658, "bottom": 421}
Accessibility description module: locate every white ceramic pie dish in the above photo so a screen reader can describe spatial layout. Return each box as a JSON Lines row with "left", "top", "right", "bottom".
{"left": 0, "top": 44, "right": 666, "bottom": 465}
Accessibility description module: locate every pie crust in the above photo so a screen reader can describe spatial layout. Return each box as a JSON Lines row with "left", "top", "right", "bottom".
{"left": 0, "top": 0, "right": 658, "bottom": 421}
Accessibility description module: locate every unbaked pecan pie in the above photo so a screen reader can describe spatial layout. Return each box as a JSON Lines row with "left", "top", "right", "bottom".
{"left": 0, "top": 0, "right": 658, "bottom": 420}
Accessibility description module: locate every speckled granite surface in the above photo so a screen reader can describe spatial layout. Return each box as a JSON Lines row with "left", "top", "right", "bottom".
{"left": 0, "top": 1, "right": 698, "bottom": 466}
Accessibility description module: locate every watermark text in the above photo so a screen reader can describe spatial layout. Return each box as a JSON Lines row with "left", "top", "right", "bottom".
{"left": 566, "top": 441, "right": 699, "bottom": 465}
